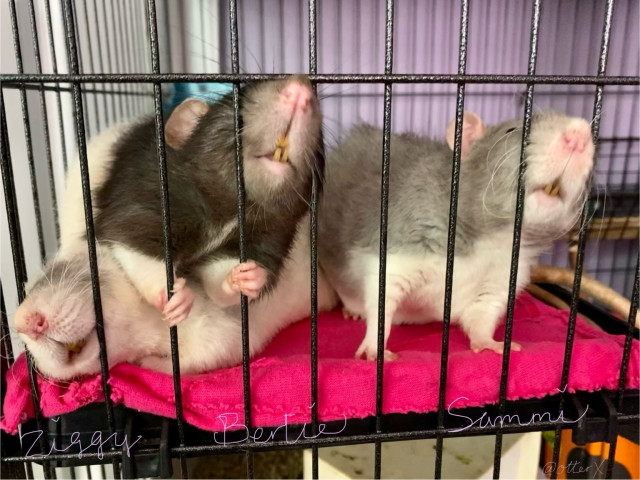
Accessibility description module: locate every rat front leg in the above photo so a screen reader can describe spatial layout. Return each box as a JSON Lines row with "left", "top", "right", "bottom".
{"left": 197, "top": 257, "right": 268, "bottom": 307}
{"left": 112, "top": 245, "right": 194, "bottom": 326}
{"left": 458, "top": 293, "right": 522, "bottom": 354}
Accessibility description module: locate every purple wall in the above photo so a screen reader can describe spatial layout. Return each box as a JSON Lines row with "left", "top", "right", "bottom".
{"left": 220, "top": 0, "right": 639, "bottom": 297}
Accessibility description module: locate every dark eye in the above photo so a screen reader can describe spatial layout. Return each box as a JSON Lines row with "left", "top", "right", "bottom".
{"left": 506, "top": 127, "right": 517, "bottom": 133}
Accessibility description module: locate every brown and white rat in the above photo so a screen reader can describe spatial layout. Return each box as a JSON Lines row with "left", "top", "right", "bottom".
{"left": 60, "top": 75, "right": 323, "bottom": 326}
{"left": 318, "top": 111, "right": 594, "bottom": 360}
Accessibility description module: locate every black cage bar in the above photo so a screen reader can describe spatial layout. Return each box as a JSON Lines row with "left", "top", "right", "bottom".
{"left": 1, "top": 1, "right": 638, "bottom": 480}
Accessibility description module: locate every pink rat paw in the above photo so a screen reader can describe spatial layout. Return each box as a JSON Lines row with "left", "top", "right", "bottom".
{"left": 156, "top": 277, "right": 195, "bottom": 327}
{"left": 224, "top": 261, "right": 268, "bottom": 300}
{"left": 342, "top": 307, "right": 363, "bottom": 320}
{"left": 355, "top": 337, "right": 397, "bottom": 362}
{"left": 470, "top": 338, "right": 521, "bottom": 354}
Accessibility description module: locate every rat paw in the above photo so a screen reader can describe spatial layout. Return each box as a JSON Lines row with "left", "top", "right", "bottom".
{"left": 342, "top": 307, "right": 363, "bottom": 320}
{"left": 161, "top": 277, "right": 195, "bottom": 327}
{"left": 470, "top": 339, "right": 521, "bottom": 354}
{"left": 355, "top": 339, "right": 397, "bottom": 361}
{"left": 224, "top": 261, "right": 268, "bottom": 300}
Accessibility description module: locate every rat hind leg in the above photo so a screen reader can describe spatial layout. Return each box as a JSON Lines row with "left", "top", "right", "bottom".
{"left": 111, "top": 245, "right": 194, "bottom": 326}
{"left": 355, "top": 270, "right": 409, "bottom": 362}
{"left": 458, "top": 294, "right": 521, "bottom": 354}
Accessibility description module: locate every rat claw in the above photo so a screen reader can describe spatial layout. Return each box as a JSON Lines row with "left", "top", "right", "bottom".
{"left": 226, "top": 261, "right": 268, "bottom": 299}
{"left": 342, "top": 307, "right": 362, "bottom": 320}
{"left": 470, "top": 339, "right": 521, "bottom": 354}
{"left": 355, "top": 340, "right": 397, "bottom": 362}
{"left": 162, "top": 279, "right": 195, "bottom": 325}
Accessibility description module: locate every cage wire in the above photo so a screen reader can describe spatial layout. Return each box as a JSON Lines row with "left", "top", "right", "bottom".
{"left": 0, "top": 0, "right": 639, "bottom": 479}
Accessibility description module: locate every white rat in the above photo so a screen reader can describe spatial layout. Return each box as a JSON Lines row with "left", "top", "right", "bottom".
{"left": 14, "top": 215, "right": 336, "bottom": 379}
{"left": 318, "top": 111, "right": 594, "bottom": 360}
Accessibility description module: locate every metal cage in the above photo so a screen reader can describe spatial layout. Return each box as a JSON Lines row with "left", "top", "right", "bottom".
{"left": 1, "top": 0, "right": 638, "bottom": 479}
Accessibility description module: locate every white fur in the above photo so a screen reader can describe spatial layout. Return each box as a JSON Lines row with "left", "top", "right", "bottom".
{"left": 17, "top": 215, "right": 338, "bottom": 379}
{"left": 59, "top": 122, "right": 132, "bottom": 253}
{"left": 338, "top": 230, "right": 540, "bottom": 358}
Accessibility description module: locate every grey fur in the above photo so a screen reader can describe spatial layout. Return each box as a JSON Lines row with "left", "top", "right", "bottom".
{"left": 319, "top": 112, "right": 588, "bottom": 284}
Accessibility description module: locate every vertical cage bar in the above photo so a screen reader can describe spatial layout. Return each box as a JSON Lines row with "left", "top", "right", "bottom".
{"left": 79, "top": 0, "right": 109, "bottom": 127}
{"left": 43, "top": 0, "right": 71, "bottom": 173}
{"left": 75, "top": 0, "right": 101, "bottom": 133}
{"left": 70, "top": 0, "right": 93, "bottom": 138}
{"left": 98, "top": 0, "right": 120, "bottom": 123}
{"left": 373, "top": 1, "right": 395, "bottom": 478}
{"left": 308, "top": 0, "right": 320, "bottom": 477}
{"left": 605, "top": 261, "right": 639, "bottom": 479}
{"left": 131, "top": 0, "right": 145, "bottom": 115}
{"left": 433, "top": 0, "right": 469, "bottom": 477}
{"left": 1, "top": 88, "right": 54, "bottom": 479}
{"left": 122, "top": 0, "right": 139, "bottom": 113}
{"left": 114, "top": 0, "right": 131, "bottom": 119}
{"left": 228, "top": 1, "right": 254, "bottom": 477}
{"left": 60, "top": 1, "right": 120, "bottom": 477}
{"left": 8, "top": 0, "right": 47, "bottom": 265}
{"left": 550, "top": 1, "right": 615, "bottom": 477}
{"left": 492, "top": 1, "right": 541, "bottom": 478}
{"left": 1, "top": 284, "right": 15, "bottom": 366}
{"left": 27, "top": 0, "right": 60, "bottom": 242}
{"left": 144, "top": 1, "right": 188, "bottom": 478}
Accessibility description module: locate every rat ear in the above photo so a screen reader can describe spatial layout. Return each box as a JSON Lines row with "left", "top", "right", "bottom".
{"left": 445, "top": 111, "right": 485, "bottom": 160}
{"left": 165, "top": 98, "right": 210, "bottom": 149}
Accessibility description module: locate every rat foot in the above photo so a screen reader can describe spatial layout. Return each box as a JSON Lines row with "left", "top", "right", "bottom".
{"left": 470, "top": 339, "right": 522, "bottom": 354}
{"left": 342, "top": 307, "right": 363, "bottom": 320}
{"left": 223, "top": 261, "right": 268, "bottom": 300}
{"left": 157, "top": 277, "right": 195, "bottom": 326}
{"left": 355, "top": 338, "right": 398, "bottom": 362}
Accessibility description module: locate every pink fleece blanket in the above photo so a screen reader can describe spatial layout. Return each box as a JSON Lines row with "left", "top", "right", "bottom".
{"left": 2, "top": 292, "right": 638, "bottom": 434}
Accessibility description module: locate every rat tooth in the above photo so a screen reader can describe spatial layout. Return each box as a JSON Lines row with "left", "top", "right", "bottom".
{"left": 276, "top": 134, "right": 289, "bottom": 149}
{"left": 281, "top": 148, "right": 289, "bottom": 163}
{"left": 550, "top": 185, "right": 560, "bottom": 196}
{"left": 544, "top": 184, "right": 553, "bottom": 195}
{"left": 65, "top": 339, "right": 86, "bottom": 354}
{"left": 273, "top": 147, "right": 283, "bottom": 163}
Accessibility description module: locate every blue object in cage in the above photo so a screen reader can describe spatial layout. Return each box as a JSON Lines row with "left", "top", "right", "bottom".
{"left": 162, "top": 82, "right": 233, "bottom": 115}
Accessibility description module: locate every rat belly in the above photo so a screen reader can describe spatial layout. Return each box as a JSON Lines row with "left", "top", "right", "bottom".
{"left": 344, "top": 231, "right": 527, "bottom": 326}
{"left": 388, "top": 253, "right": 494, "bottom": 325}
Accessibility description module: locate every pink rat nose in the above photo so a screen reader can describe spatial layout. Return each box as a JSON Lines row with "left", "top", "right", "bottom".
{"left": 281, "top": 80, "right": 312, "bottom": 112}
{"left": 16, "top": 311, "right": 48, "bottom": 339}
{"left": 562, "top": 122, "right": 591, "bottom": 154}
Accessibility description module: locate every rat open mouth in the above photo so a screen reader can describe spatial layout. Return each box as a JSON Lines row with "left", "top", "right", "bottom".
{"left": 52, "top": 329, "right": 94, "bottom": 359}
{"left": 272, "top": 134, "right": 290, "bottom": 163}
{"left": 259, "top": 132, "right": 293, "bottom": 174}
{"left": 536, "top": 178, "right": 562, "bottom": 199}
{"left": 64, "top": 339, "right": 87, "bottom": 354}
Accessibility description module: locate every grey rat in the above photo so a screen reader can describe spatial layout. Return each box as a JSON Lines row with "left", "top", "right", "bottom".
{"left": 60, "top": 75, "right": 323, "bottom": 325}
{"left": 318, "top": 111, "right": 594, "bottom": 359}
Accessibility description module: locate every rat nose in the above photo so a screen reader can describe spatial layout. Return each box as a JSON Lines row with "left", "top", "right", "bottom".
{"left": 281, "top": 80, "right": 312, "bottom": 112}
{"left": 562, "top": 121, "right": 591, "bottom": 154}
{"left": 15, "top": 310, "right": 48, "bottom": 339}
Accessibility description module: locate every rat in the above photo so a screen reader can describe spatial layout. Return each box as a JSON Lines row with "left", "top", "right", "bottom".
{"left": 13, "top": 215, "right": 337, "bottom": 380}
{"left": 14, "top": 90, "right": 336, "bottom": 379}
{"left": 59, "top": 75, "right": 323, "bottom": 326}
{"left": 318, "top": 111, "right": 594, "bottom": 360}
